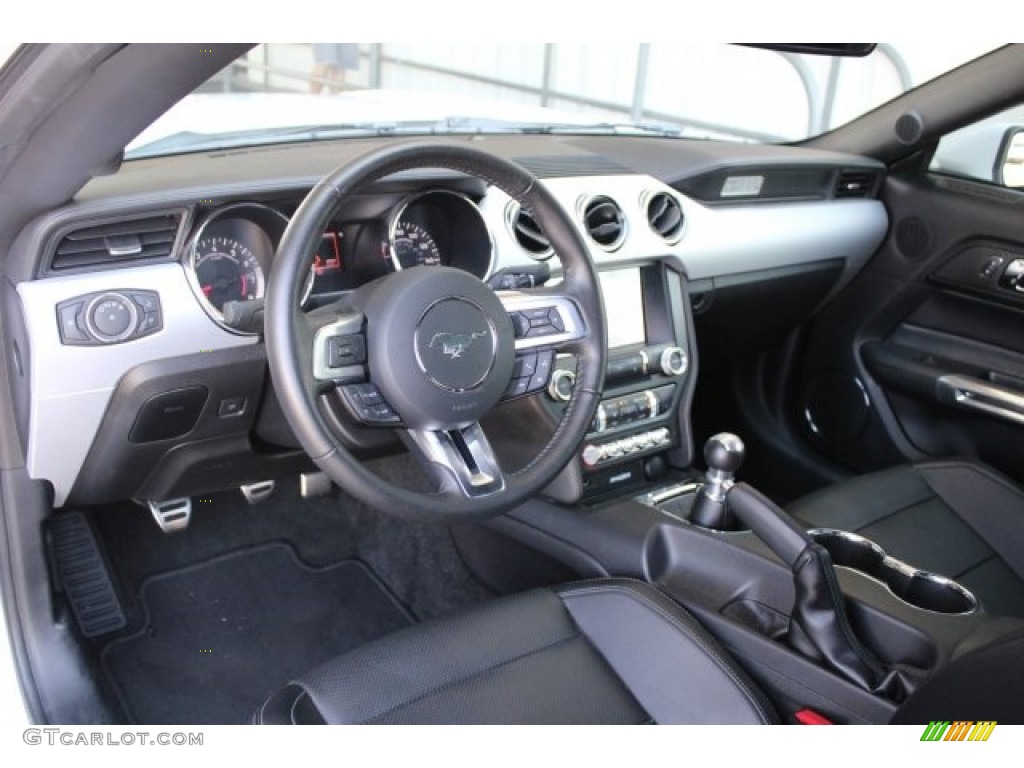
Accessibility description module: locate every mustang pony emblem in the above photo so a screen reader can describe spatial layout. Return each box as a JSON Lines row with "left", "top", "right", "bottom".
{"left": 429, "top": 331, "right": 488, "bottom": 359}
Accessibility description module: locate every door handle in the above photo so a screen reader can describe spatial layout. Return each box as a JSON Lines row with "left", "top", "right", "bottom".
{"left": 936, "top": 374, "right": 1024, "bottom": 427}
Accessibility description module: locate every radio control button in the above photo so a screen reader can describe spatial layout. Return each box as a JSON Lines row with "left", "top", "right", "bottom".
{"left": 660, "top": 346, "right": 688, "bottom": 376}
{"left": 548, "top": 369, "right": 576, "bottom": 402}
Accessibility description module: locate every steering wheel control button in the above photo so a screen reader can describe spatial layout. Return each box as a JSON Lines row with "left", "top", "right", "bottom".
{"left": 339, "top": 384, "right": 401, "bottom": 425}
{"left": 503, "top": 377, "right": 531, "bottom": 399}
{"left": 414, "top": 298, "right": 497, "bottom": 392}
{"left": 528, "top": 350, "right": 555, "bottom": 391}
{"left": 512, "top": 351, "right": 538, "bottom": 379}
{"left": 129, "top": 386, "right": 209, "bottom": 443}
{"left": 509, "top": 312, "right": 531, "bottom": 338}
{"left": 327, "top": 334, "right": 366, "bottom": 368}
{"left": 217, "top": 396, "right": 247, "bottom": 418}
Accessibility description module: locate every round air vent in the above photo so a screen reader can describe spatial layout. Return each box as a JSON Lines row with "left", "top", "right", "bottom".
{"left": 645, "top": 191, "right": 685, "bottom": 242}
{"left": 507, "top": 203, "right": 552, "bottom": 260}
{"left": 582, "top": 196, "right": 626, "bottom": 250}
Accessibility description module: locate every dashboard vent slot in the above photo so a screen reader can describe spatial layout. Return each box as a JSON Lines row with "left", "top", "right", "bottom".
{"left": 509, "top": 205, "right": 552, "bottom": 259}
{"left": 51, "top": 213, "right": 182, "bottom": 271}
{"left": 834, "top": 170, "right": 879, "bottom": 199}
{"left": 645, "top": 192, "right": 684, "bottom": 242}
{"left": 583, "top": 196, "right": 625, "bottom": 249}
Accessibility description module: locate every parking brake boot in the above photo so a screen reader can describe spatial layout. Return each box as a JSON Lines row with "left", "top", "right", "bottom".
{"left": 727, "top": 483, "right": 908, "bottom": 699}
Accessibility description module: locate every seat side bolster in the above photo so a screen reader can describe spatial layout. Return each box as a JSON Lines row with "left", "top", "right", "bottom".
{"left": 558, "top": 579, "right": 777, "bottom": 724}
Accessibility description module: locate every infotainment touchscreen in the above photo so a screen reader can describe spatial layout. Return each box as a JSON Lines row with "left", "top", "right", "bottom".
{"left": 598, "top": 268, "right": 646, "bottom": 349}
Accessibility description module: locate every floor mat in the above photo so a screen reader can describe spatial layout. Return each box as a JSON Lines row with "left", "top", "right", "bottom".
{"left": 101, "top": 543, "right": 413, "bottom": 724}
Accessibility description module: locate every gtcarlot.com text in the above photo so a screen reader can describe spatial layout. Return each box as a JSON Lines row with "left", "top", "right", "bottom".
{"left": 23, "top": 728, "right": 203, "bottom": 746}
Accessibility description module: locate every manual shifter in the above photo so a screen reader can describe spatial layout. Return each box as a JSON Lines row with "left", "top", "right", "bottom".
{"left": 689, "top": 433, "right": 745, "bottom": 529}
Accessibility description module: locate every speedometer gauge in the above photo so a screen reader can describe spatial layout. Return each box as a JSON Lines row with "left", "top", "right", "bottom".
{"left": 390, "top": 221, "right": 441, "bottom": 269}
{"left": 194, "top": 236, "right": 264, "bottom": 311}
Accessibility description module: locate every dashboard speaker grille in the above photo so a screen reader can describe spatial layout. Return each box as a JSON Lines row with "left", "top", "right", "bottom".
{"left": 895, "top": 111, "right": 924, "bottom": 145}
{"left": 646, "top": 192, "right": 684, "bottom": 241}
{"left": 50, "top": 212, "right": 183, "bottom": 271}
{"left": 583, "top": 196, "right": 625, "bottom": 249}
{"left": 895, "top": 217, "right": 932, "bottom": 261}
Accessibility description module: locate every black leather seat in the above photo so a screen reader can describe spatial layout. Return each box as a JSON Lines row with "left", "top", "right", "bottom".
{"left": 254, "top": 579, "right": 776, "bottom": 724}
{"left": 788, "top": 459, "right": 1024, "bottom": 618}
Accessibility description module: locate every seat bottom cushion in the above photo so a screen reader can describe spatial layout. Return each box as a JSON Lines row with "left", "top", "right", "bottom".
{"left": 788, "top": 460, "right": 1024, "bottom": 618}
{"left": 255, "top": 579, "right": 775, "bottom": 725}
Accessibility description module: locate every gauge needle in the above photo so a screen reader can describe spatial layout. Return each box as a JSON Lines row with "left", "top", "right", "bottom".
{"left": 202, "top": 285, "right": 213, "bottom": 296}
{"left": 240, "top": 275, "right": 248, "bottom": 295}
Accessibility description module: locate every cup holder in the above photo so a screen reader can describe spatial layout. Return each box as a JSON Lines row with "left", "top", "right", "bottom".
{"left": 808, "top": 529, "right": 978, "bottom": 615}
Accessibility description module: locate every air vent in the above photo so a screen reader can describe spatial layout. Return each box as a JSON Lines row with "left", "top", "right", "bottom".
{"left": 50, "top": 213, "right": 182, "bottom": 271}
{"left": 508, "top": 204, "right": 552, "bottom": 259}
{"left": 582, "top": 196, "right": 625, "bottom": 250}
{"left": 834, "top": 170, "right": 879, "bottom": 199}
{"left": 645, "top": 192, "right": 684, "bottom": 242}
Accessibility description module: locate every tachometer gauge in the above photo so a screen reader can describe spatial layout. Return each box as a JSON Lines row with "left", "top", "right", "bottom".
{"left": 390, "top": 221, "right": 442, "bottom": 269}
{"left": 194, "top": 236, "right": 265, "bottom": 311}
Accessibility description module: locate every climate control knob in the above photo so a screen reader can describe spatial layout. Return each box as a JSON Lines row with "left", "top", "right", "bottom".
{"left": 660, "top": 346, "right": 688, "bottom": 376}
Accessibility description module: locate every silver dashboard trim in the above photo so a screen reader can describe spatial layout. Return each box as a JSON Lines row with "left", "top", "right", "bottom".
{"left": 18, "top": 262, "right": 257, "bottom": 506}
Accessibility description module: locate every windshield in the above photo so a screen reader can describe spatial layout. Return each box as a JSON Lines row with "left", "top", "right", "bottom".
{"left": 127, "top": 43, "right": 1002, "bottom": 159}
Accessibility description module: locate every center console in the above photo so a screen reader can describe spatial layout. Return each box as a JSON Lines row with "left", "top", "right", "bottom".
{"left": 539, "top": 257, "right": 698, "bottom": 503}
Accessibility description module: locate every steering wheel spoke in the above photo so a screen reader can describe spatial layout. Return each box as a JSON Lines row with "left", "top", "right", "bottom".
{"left": 308, "top": 307, "right": 368, "bottom": 384}
{"left": 499, "top": 290, "right": 587, "bottom": 401}
{"left": 404, "top": 423, "right": 505, "bottom": 499}
{"left": 499, "top": 289, "right": 587, "bottom": 352}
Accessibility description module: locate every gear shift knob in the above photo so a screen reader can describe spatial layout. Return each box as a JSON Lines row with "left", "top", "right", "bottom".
{"left": 689, "top": 433, "right": 745, "bottom": 529}
{"left": 705, "top": 432, "right": 745, "bottom": 475}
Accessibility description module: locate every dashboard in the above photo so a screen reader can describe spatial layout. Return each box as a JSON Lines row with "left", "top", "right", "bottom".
{"left": 6, "top": 134, "right": 889, "bottom": 507}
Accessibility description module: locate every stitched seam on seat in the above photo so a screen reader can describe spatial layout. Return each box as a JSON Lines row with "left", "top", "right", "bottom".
{"left": 951, "top": 553, "right": 998, "bottom": 581}
{"left": 851, "top": 493, "right": 944, "bottom": 533}
{"left": 558, "top": 584, "right": 771, "bottom": 724}
{"left": 290, "top": 690, "right": 312, "bottom": 725}
{"left": 361, "top": 631, "right": 583, "bottom": 724}
{"left": 918, "top": 462, "right": 1024, "bottom": 582}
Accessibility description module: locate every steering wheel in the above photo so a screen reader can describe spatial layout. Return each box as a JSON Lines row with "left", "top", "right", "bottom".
{"left": 265, "top": 142, "right": 606, "bottom": 520}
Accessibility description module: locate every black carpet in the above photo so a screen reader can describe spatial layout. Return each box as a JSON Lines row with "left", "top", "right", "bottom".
{"left": 101, "top": 543, "right": 412, "bottom": 724}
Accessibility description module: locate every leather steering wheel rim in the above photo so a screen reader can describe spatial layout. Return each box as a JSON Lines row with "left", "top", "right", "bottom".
{"left": 265, "top": 141, "right": 606, "bottom": 520}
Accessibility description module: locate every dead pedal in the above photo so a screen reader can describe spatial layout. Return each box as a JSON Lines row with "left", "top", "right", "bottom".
{"left": 49, "top": 511, "right": 126, "bottom": 638}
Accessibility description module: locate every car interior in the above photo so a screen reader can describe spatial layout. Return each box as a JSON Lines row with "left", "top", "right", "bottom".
{"left": 3, "top": 42, "right": 1024, "bottom": 726}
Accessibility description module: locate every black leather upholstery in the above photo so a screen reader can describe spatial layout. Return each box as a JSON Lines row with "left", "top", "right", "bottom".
{"left": 891, "top": 625, "right": 1024, "bottom": 724}
{"left": 788, "top": 460, "right": 1024, "bottom": 618}
{"left": 255, "top": 579, "right": 776, "bottom": 725}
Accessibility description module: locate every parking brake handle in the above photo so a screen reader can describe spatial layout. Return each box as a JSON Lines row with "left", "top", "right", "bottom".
{"left": 727, "top": 483, "right": 903, "bottom": 698}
